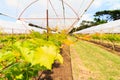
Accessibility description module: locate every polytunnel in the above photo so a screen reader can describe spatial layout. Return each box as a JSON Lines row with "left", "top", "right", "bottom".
{"left": 1, "top": 1, "right": 120, "bottom": 80}
{"left": 0, "top": 0, "right": 94, "bottom": 34}
{"left": 74, "top": 19, "right": 120, "bottom": 34}
{"left": 0, "top": 20, "right": 44, "bottom": 34}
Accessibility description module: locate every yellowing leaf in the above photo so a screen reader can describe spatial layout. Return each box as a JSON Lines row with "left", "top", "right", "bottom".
{"left": 55, "top": 54, "right": 63, "bottom": 64}
{"left": 63, "top": 39, "right": 73, "bottom": 46}
{"left": 31, "top": 46, "right": 63, "bottom": 70}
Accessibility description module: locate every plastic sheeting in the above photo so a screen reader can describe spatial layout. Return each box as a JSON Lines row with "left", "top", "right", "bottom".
{"left": 0, "top": 0, "right": 93, "bottom": 32}
{"left": 74, "top": 19, "right": 120, "bottom": 34}
{"left": 0, "top": 20, "right": 44, "bottom": 34}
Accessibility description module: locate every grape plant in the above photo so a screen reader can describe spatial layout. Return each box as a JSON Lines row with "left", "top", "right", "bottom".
{"left": 0, "top": 31, "right": 66, "bottom": 80}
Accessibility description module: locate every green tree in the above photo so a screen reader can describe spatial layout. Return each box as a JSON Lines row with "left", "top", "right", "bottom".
{"left": 70, "top": 9, "right": 120, "bottom": 33}
{"left": 94, "top": 9, "right": 120, "bottom": 22}
{"left": 69, "top": 19, "right": 106, "bottom": 33}
{"left": 69, "top": 20, "right": 94, "bottom": 33}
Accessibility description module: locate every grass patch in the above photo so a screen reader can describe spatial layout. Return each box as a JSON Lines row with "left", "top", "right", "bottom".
{"left": 71, "top": 38, "right": 120, "bottom": 80}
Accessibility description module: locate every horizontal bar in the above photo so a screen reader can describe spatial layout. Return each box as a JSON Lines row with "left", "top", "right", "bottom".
{"left": 20, "top": 17, "right": 78, "bottom": 20}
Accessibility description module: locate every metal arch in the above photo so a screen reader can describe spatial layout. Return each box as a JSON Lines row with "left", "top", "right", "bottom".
{"left": 18, "top": 0, "right": 39, "bottom": 19}
{"left": 17, "top": 0, "right": 80, "bottom": 32}
{"left": 18, "top": 0, "right": 80, "bottom": 20}
{"left": 17, "top": 0, "right": 94, "bottom": 33}
{"left": 67, "top": 0, "right": 95, "bottom": 33}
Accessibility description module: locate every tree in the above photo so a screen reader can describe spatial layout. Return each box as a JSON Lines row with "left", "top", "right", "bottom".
{"left": 94, "top": 9, "right": 120, "bottom": 22}
{"left": 69, "top": 19, "right": 106, "bottom": 33}
{"left": 69, "top": 20, "right": 95, "bottom": 33}
{"left": 70, "top": 9, "right": 120, "bottom": 33}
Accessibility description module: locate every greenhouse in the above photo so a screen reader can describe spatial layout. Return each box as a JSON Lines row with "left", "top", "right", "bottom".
{"left": 74, "top": 19, "right": 120, "bottom": 34}
{"left": 0, "top": 0, "right": 120, "bottom": 80}
{"left": 0, "top": 19, "right": 44, "bottom": 34}
{"left": 0, "top": 0, "right": 94, "bottom": 33}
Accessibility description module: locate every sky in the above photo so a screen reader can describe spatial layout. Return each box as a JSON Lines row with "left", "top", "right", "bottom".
{"left": 82, "top": 0, "right": 120, "bottom": 21}
{"left": 0, "top": 0, "right": 120, "bottom": 30}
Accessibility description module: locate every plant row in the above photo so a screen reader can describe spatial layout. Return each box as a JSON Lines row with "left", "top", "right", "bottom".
{"left": 0, "top": 31, "right": 67, "bottom": 80}
{"left": 75, "top": 33, "right": 120, "bottom": 42}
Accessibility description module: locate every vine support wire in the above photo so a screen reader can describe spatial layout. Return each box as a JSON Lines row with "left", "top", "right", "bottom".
{"left": 49, "top": 0, "right": 59, "bottom": 18}
{"left": 61, "top": 0, "right": 66, "bottom": 28}
{"left": 49, "top": 0, "right": 61, "bottom": 29}
{"left": 0, "top": 13, "right": 17, "bottom": 20}
{"left": 59, "top": 0, "right": 80, "bottom": 19}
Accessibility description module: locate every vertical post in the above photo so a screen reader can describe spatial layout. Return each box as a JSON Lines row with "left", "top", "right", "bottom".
{"left": 12, "top": 28, "right": 14, "bottom": 44}
{"left": 46, "top": 0, "right": 49, "bottom": 40}
{"left": 46, "top": 9, "right": 49, "bottom": 40}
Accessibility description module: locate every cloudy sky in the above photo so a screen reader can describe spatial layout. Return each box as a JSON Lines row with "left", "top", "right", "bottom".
{"left": 82, "top": 0, "right": 120, "bottom": 21}
{"left": 0, "top": 0, "right": 120, "bottom": 29}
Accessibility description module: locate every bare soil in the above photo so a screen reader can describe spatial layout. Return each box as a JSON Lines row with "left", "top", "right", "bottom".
{"left": 37, "top": 44, "right": 73, "bottom": 80}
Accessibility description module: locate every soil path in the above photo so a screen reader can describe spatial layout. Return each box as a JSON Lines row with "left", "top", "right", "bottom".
{"left": 51, "top": 44, "right": 73, "bottom": 80}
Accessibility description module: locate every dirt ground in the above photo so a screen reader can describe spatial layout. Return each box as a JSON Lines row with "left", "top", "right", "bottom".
{"left": 51, "top": 44, "right": 73, "bottom": 80}
{"left": 37, "top": 44, "right": 73, "bottom": 80}
{"left": 36, "top": 38, "right": 120, "bottom": 80}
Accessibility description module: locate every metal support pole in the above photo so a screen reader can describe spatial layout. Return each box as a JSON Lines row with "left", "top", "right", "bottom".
{"left": 12, "top": 28, "right": 14, "bottom": 44}
{"left": 46, "top": 9, "right": 49, "bottom": 40}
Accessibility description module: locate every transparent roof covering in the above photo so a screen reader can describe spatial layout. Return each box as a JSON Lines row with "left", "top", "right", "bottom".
{"left": 0, "top": 0, "right": 94, "bottom": 33}
{"left": 74, "top": 19, "right": 120, "bottom": 34}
